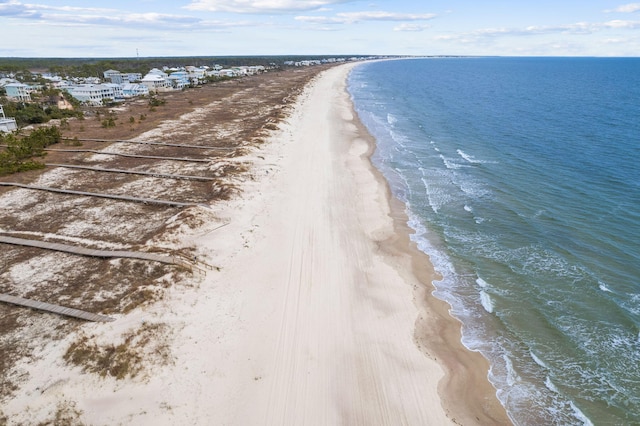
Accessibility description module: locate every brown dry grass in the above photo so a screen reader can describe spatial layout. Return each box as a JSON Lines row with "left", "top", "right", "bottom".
{"left": 64, "top": 322, "right": 172, "bottom": 380}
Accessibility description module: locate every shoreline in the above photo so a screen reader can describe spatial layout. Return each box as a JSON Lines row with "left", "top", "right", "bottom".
{"left": 1, "top": 62, "right": 510, "bottom": 424}
{"left": 346, "top": 63, "right": 511, "bottom": 424}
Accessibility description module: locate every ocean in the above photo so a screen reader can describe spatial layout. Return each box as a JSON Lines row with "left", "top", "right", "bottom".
{"left": 348, "top": 57, "right": 640, "bottom": 425}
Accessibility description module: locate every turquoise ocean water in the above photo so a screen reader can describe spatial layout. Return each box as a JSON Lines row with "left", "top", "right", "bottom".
{"left": 348, "top": 57, "right": 640, "bottom": 425}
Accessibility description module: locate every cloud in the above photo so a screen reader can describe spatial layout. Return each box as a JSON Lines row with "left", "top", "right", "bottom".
{"left": 0, "top": 1, "right": 42, "bottom": 18}
{"left": 295, "top": 11, "right": 436, "bottom": 25}
{"left": 0, "top": 1, "right": 251, "bottom": 30}
{"left": 608, "top": 3, "right": 640, "bottom": 13}
{"left": 185, "top": 0, "right": 354, "bottom": 13}
{"left": 603, "top": 19, "right": 640, "bottom": 28}
{"left": 393, "top": 23, "right": 430, "bottom": 32}
{"left": 438, "top": 19, "right": 640, "bottom": 42}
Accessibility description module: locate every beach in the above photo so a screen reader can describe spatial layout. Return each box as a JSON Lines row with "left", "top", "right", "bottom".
{"left": 1, "top": 62, "right": 509, "bottom": 425}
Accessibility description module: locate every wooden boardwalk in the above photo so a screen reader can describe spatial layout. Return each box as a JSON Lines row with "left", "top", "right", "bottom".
{"left": 0, "top": 235, "right": 176, "bottom": 264}
{"left": 0, "top": 182, "right": 206, "bottom": 208}
{"left": 64, "top": 138, "right": 236, "bottom": 151}
{"left": 46, "top": 163, "right": 215, "bottom": 181}
{"left": 0, "top": 293, "right": 115, "bottom": 322}
{"left": 43, "top": 148, "right": 211, "bottom": 163}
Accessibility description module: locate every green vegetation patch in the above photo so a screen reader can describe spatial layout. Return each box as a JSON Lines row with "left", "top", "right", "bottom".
{"left": 1, "top": 94, "right": 82, "bottom": 127}
{"left": 0, "top": 126, "right": 61, "bottom": 175}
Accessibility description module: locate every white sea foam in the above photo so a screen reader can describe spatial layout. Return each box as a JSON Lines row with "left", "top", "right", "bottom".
{"left": 569, "top": 401, "right": 594, "bottom": 426}
{"left": 457, "top": 149, "right": 482, "bottom": 163}
{"left": 503, "top": 354, "right": 519, "bottom": 387}
{"left": 421, "top": 177, "right": 454, "bottom": 214}
{"left": 480, "top": 290, "right": 493, "bottom": 313}
{"left": 545, "top": 376, "right": 559, "bottom": 393}
{"left": 439, "top": 154, "right": 463, "bottom": 169}
{"left": 476, "top": 277, "right": 488, "bottom": 288}
{"left": 598, "top": 281, "right": 612, "bottom": 292}
{"left": 530, "top": 351, "right": 548, "bottom": 369}
{"left": 386, "top": 113, "right": 398, "bottom": 125}
{"left": 464, "top": 204, "right": 473, "bottom": 213}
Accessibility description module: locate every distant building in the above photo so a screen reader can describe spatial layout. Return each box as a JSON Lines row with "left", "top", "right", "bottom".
{"left": 168, "top": 71, "right": 189, "bottom": 89}
{"left": 123, "top": 73, "right": 142, "bottom": 82}
{"left": 66, "top": 84, "right": 118, "bottom": 106}
{"left": 103, "top": 69, "right": 123, "bottom": 84}
{"left": 0, "top": 105, "right": 17, "bottom": 132}
{"left": 141, "top": 73, "right": 171, "bottom": 93}
{"left": 103, "top": 83, "right": 124, "bottom": 101}
{"left": 122, "top": 83, "right": 149, "bottom": 98}
{"left": 5, "top": 83, "right": 31, "bottom": 102}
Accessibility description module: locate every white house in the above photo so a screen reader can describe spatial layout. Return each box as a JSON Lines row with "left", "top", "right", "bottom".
{"left": 103, "top": 69, "right": 123, "bottom": 84}
{"left": 122, "top": 83, "right": 149, "bottom": 98}
{"left": 168, "top": 71, "right": 189, "bottom": 89}
{"left": 66, "top": 84, "right": 117, "bottom": 106}
{"left": 124, "top": 73, "right": 142, "bottom": 82}
{"left": 5, "top": 83, "right": 32, "bottom": 102}
{"left": 140, "top": 74, "right": 171, "bottom": 93}
{"left": 217, "top": 69, "right": 239, "bottom": 78}
{"left": 0, "top": 105, "right": 17, "bottom": 133}
{"left": 185, "top": 66, "right": 206, "bottom": 83}
{"left": 103, "top": 83, "right": 124, "bottom": 101}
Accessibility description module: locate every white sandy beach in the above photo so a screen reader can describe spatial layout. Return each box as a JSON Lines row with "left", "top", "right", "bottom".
{"left": 3, "top": 63, "right": 508, "bottom": 425}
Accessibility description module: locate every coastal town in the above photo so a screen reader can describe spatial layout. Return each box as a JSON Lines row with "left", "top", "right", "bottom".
{"left": 0, "top": 57, "right": 373, "bottom": 116}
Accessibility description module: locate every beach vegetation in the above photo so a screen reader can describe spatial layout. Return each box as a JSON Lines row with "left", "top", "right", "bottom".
{"left": 63, "top": 136, "right": 82, "bottom": 146}
{"left": 101, "top": 117, "right": 116, "bottom": 128}
{"left": 59, "top": 118, "right": 70, "bottom": 130}
{"left": 63, "top": 322, "right": 172, "bottom": 380}
{"left": 0, "top": 98, "right": 82, "bottom": 127}
{"left": 148, "top": 96, "right": 166, "bottom": 108}
{"left": 45, "top": 401, "right": 84, "bottom": 426}
{"left": 0, "top": 126, "right": 61, "bottom": 175}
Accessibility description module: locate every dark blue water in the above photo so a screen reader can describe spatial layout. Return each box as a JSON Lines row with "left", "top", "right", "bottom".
{"left": 348, "top": 57, "right": 640, "bottom": 425}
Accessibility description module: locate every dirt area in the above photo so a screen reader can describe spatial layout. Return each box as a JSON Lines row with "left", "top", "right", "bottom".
{"left": 0, "top": 65, "right": 329, "bottom": 406}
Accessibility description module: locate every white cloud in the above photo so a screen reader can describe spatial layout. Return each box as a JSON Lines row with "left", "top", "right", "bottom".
{"left": 0, "top": 1, "right": 253, "bottom": 30}
{"left": 295, "top": 11, "right": 436, "bottom": 25}
{"left": 610, "top": 3, "right": 640, "bottom": 13}
{"left": 185, "top": 0, "right": 353, "bottom": 13}
{"left": 393, "top": 23, "right": 430, "bottom": 32}
{"left": 439, "top": 19, "right": 640, "bottom": 42}
{"left": 603, "top": 19, "right": 640, "bottom": 28}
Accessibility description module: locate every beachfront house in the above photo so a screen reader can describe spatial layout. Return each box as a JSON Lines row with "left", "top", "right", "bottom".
{"left": 168, "top": 71, "right": 189, "bottom": 89}
{"left": 103, "top": 69, "right": 123, "bottom": 84}
{"left": 141, "top": 69, "right": 171, "bottom": 93}
{"left": 0, "top": 105, "right": 17, "bottom": 133}
{"left": 122, "top": 83, "right": 149, "bottom": 98}
{"left": 103, "top": 83, "right": 124, "bottom": 101}
{"left": 66, "top": 84, "right": 118, "bottom": 106}
{"left": 185, "top": 66, "right": 207, "bottom": 83}
{"left": 124, "top": 73, "right": 142, "bottom": 82}
{"left": 217, "top": 69, "right": 239, "bottom": 78}
{"left": 4, "top": 83, "right": 32, "bottom": 102}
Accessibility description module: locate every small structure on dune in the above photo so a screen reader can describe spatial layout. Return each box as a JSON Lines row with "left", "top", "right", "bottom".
{"left": 0, "top": 105, "right": 17, "bottom": 133}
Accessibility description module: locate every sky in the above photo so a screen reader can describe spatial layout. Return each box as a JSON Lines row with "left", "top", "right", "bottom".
{"left": 0, "top": 0, "right": 639, "bottom": 57}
